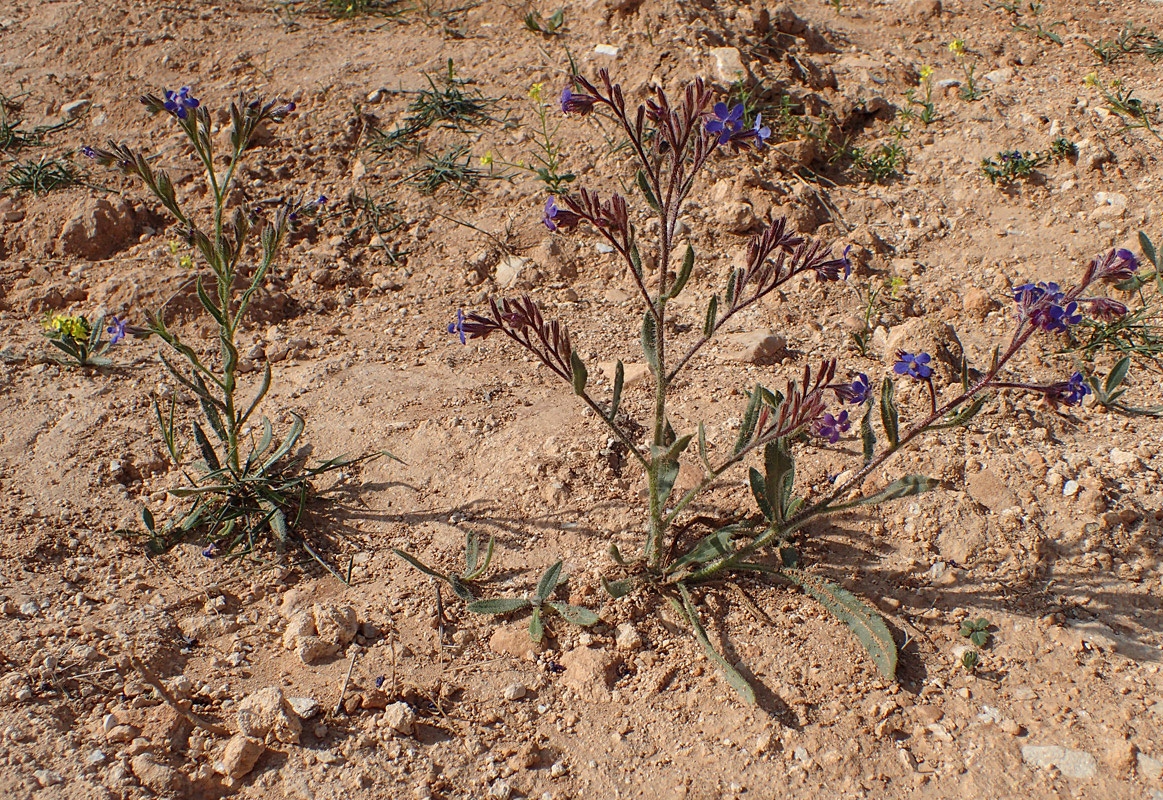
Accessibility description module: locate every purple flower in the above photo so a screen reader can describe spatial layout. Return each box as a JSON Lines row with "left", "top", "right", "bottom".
{"left": 706, "top": 102, "right": 745, "bottom": 145}
{"left": 542, "top": 196, "right": 580, "bottom": 232}
{"left": 106, "top": 316, "right": 127, "bottom": 345}
{"left": 559, "top": 86, "right": 596, "bottom": 115}
{"left": 1091, "top": 248, "right": 1139, "bottom": 283}
{"left": 814, "top": 244, "right": 853, "bottom": 281}
{"left": 1046, "top": 372, "right": 1091, "bottom": 406}
{"left": 832, "top": 372, "right": 870, "bottom": 404}
{"left": 1013, "top": 281, "right": 1082, "bottom": 332}
{"left": 80, "top": 145, "right": 97, "bottom": 159}
{"left": 753, "top": 113, "right": 771, "bottom": 146}
{"left": 375, "top": 676, "right": 385, "bottom": 689}
{"left": 201, "top": 543, "right": 218, "bottom": 558}
{"left": 448, "top": 309, "right": 467, "bottom": 344}
{"left": 813, "top": 410, "right": 851, "bottom": 443}
{"left": 893, "top": 351, "right": 932, "bottom": 380}
{"left": 162, "top": 86, "right": 200, "bottom": 119}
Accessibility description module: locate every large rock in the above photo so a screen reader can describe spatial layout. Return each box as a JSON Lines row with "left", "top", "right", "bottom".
{"left": 560, "top": 646, "right": 618, "bottom": 697}
{"left": 56, "top": 196, "right": 137, "bottom": 260}
{"left": 236, "top": 686, "right": 302, "bottom": 744}
{"left": 217, "top": 734, "right": 265, "bottom": 779}
{"left": 282, "top": 602, "right": 358, "bottom": 664}
{"left": 1021, "top": 745, "right": 1098, "bottom": 779}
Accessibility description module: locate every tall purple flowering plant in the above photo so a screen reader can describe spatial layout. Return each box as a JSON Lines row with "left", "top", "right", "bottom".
{"left": 448, "top": 70, "right": 1144, "bottom": 701}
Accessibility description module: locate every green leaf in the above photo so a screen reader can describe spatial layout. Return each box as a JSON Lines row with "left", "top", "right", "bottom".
{"left": 697, "top": 422, "right": 712, "bottom": 472}
{"left": 764, "top": 439, "right": 794, "bottom": 524}
{"left": 734, "top": 387, "right": 763, "bottom": 455}
{"left": 447, "top": 576, "right": 476, "bottom": 603}
{"left": 570, "top": 351, "right": 588, "bottom": 396}
{"left": 547, "top": 601, "right": 600, "bottom": 626}
{"left": 860, "top": 399, "right": 875, "bottom": 464}
{"left": 269, "top": 505, "right": 289, "bottom": 544}
{"left": 725, "top": 269, "right": 738, "bottom": 306}
{"left": 141, "top": 506, "right": 156, "bottom": 533}
{"left": 636, "top": 169, "right": 660, "bottom": 212}
{"left": 239, "top": 363, "right": 272, "bottom": 431}
{"left": 608, "top": 360, "right": 624, "bottom": 421}
{"left": 879, "top": 378, "right": 899, "bottom": 448}
{"left": 609, "top": 543, "right": 627, "bottom": 565}
{"left": 261, "top": 414, "right": 304, "bottom": 474}
{"left": 703, "top": 295, "right": 719, "bottom": 337}
{"left": 662, "top": 432, "right": 694, "bottom": 463}
{"left": 667, "top": 245, "right": 694, "bottom": 300}
{"left": 463, "top": 532, "right": 494, "bottom": 579}
{"left": 970, "top": 630, "right": 990, "bottom": 648}
{"left": 196, "top": 279, "right": 225, "bottom": 326}
{"left": 536, "top": 560, "right": 564, "bottom": 602}
{"left": 192, "top": 422, "right": 221, "bottom": 472}
{"left": 601, "top": 577, "right": 634, "bottom": 598}
{"left": 1105, "top": 356, "right": 1131, "bottom": 396}
{"left": 1140, "top": 231, "right": 1157, "bottom": 268}
{"left": 656, "top": 456, "right": 680, "bottom": 507}
{"left": 629, "top": 241, "right": 644, "bottom": 280}
{"left": 529, "top": 606, "right": 544, "bottom": 642}
{"left": 641, "top": 312, "right": 659, "bottom": 375}
{"left": 826, "top": 475, "right": 936, "bottom": 513}
{"left": 677, "top": 584, "right": 756, "bottom": 705}
{"left": 782, "top": 568, "right": 897, "bottom": 679}
{"left": 933, "top": 396, "right": 988, "bottom": 430}
{"left": 393, "top": 549, "right": 449, "bottom": 582}
{"left": 667, "top": 526, "right": 735, "bottom": 573}
{"left": 749, "top": 467, "right": 774, "bottom": 521}
{"left": 467, "top": 597, "right": 531, "bottom": 615}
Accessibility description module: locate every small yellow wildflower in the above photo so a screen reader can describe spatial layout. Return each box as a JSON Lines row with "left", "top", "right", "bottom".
{"left": 1083, "top": 72, "right": 1098, "bottom": 87}
{"left": 46, "top": 314, "right": 91, "bottom": 341}
{"left": 480, "top": 151, "right": 494, "bottom": 167}
{"left": 920, "top": 65, "right": 933, "bottom": 80}
{"left": 529, "top": 83, "right": 543, "bottom": 102}
{"left": 948, "top": 39, "right": 965, "bottom": 55}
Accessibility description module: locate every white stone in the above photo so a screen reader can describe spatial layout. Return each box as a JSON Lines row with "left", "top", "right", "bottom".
{"left": 1063, "top": 479, "right": 1080, "bottom": 497}
{"left": 495, "top": 255, "right": 530, "bottom": 288}
{"left": 502, "top": 683, "right": 526, "bottom": 701}
{"left": 382, "top": 702, "right": 415, "bottom": 735}
{"left": 1109, "top": 448, "right": 1138, "bottom": 466}
{"left": 709, "top": 47, "right": 746, "bottom": 83}
{"left": 489, "top": 779, "right": 514, "bottom": 799}
{"left": 615, "top": 622, "right": 643, "bottom": 651}
{"left": 288, "top": 696, "right": 321, "bottom": 720}
{"left": 594, "top": 44, "right": 620, "bottom": 57}
{"left": 1021, "top": 745, "right": 1098, "bottom": 779}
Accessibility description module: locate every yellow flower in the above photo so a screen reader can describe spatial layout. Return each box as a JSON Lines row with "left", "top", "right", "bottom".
{"left": 529, "top": 83, "right": 543, "bottom": 102}
{"left": 480, "top": 151, "right": 494, "bottom": 166}
{"left": 1083, "top": 72, "right": 1098, "bottom": 87}
{"left": 948, "top": 39, "right": 965, "bottom": 54}
{"left": 920, "top": 65, "right": 933, "bottom": 80}
{"left": 46, "top": 314, "right": 90, "bottom": 340}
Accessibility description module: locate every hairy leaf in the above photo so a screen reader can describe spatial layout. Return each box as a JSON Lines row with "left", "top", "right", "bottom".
{"left": 782, "top": 568, "right": 897, "bottom": 678}
{"left": 860, "top": 399, "right": 875, "bottom": 464}
{"left": 468, "top": 597, "right": 531, "bottom": 615}
{"left": 1105, "top": 356, "right": 1131, "bottom": 396}
{"left": 667, "top": 526, "right": 735, "bottom": 573}
{"left": 826, "top": 474, "right": 936, "bottom": 513}
{"left": 570, "top": 351, "right": 588, "bottom": 396}
{"left": 734, "top": 387, "right": 763, "bottom": 455}
{"left": 609, "top": 360, "right": 624, "bottom": 421}
{"left": 641, "top": 312, "right": 660, "bottom": 375}
{"left": 529, "top": 606, "right": 544, "bottom": 642}
{"left": 879, "top": 378, "right": 899, "bottom": 448}
{"left": 677, "top": 585, "right": 757, "bottom": 705}
{"left": 547, "top": 601, "right": 600, "bottom": 626}
{"left": 668, "top": 245, "right": 695, "bottom": 299}
{"left": 749, "top": 467, "right": 773, "bottom": 521}
{"left": 394, "top": 548, "right": 448, "bottom": 581}
{"left": 636, "top": 169, "right": 660, "bottom": 213}
{"left": 764, "top": 439, "right": 794, "bottom": 524}
{"left": 601, "top": 577, "right": 634, "bottom": 598}
{"left": 536, "top": 560, "right": 564, "bottom": 602}
{"left": 704, "top": 295, "right": 719, "bottom": 337}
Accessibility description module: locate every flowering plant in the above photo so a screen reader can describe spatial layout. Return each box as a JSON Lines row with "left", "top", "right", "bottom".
{"left": 453, "top": 71, "right": 1142, "bottom": 700}
{"left": 87, "top": 88, "right": 374, "bottom": 573}
{"left": 42, "top": 312, "right": 133, "bottom": 367}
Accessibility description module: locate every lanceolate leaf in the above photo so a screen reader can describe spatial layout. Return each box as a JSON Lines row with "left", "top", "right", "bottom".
{"left": 667, "top": 526, "right": 735, "bottom": 573}
{"left": 1105, "top": 356, "right": 1131, "bottom": 397}
{"left": 749, "top": 467, "right": 773, "bottom": 521}
{"left": 570, "top": 351, "right": 588, "bottom": 396}
{"left": 677, "top": 584, "right": 757, "bottom": 705}
{"left": 879, "top": 378, "right": 899, "bottom": 448}
{"left": 704, "top": 295, "right": 719, "bottom": 337}
{"left": 536, "top": 560, "right": 564, "bottom": 602}
{"left": 860, "top": 398, "right": 875, "bottom": 464}
{"left": 609, "top": 360, "right": 624, "bottom": 421}
{"left": 734, "top": 387, "right": 763, "bottom": 455}
{"left": 825, "top": 474, "right": 936, "bottom": 513}
{"left": 393, "top": 548, "right": 448, "bottom": 582}
{"left": 1139, "top": 231, "right": 1157, "bottom": 269}
{"left": 668, "top": 245, "right": 694, "bottom": 299}
{"left": 933, "top": 395, "right": 988, "bottom": 429}
{"left": 636, "top": 169, "right": 660, "bottom": 213}
{"left": 468, "top": 597, "right": 531, "bottom": 615}
{"left": 641, "top": 312, "right": 660, "bottom": 374}
{"left": 601, "top": 577, "right": 634, "bottom": 598}
{"left": 656, "top": 456, "right": 680, "bottom": 507}
{"left": 547, "top": 601, "right": 599, "bottom": 626}
{"left": 764, "top": 439, "right": 794, "bottom": 524}
{"left": 781, "top": 568, "right": 897, "bottom": 679}
{"left": 529, "top": 606, "right": 544, "bottom": 642}
{"left": 192, "top": 422, "right": 221, "bottom": 472}
{"left": 261, "top": 414, "right": 304, "bottom": 474}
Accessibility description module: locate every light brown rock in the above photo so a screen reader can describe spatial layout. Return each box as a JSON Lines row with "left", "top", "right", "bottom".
{"left": 236, "top": 686, "right": 302, "bottom": 744}
{"left": 966, "top": 469, "right": 1019, "bottom": 514}
{"left": 218, "top": 734, "right": 265, "bottom": 779}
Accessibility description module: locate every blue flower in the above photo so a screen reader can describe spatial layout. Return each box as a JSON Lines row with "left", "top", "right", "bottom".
{"left": 1013, "top": 281, "right": 1082, "bottom": 332}
{"left": 833, "top": 372, "right": 870, "bottom": 404}
{"left": 542, "top": 196, "right": 580, "bottom": 232}
{"left": 201, "top": 543, "right": 218, "bottom": 558}
{"left": 893, "top": 351, "right": 932, "bottom": 380}
{"left": 813, "top": 410, "right": 850, "bottom": 443}
{"left": 163, "top": 86, "right": 200, "bottom": 119}
{"left": 80, "top": 145, "right": 97, "bottom": 159}
{"left": 1048, "top": 372, "right": 1091, "bottom": 406}
{"left": 448, "top": 309, "right": 467, "bottom": 344}
{"left": 106, "top": 316, "right": 127, "bottom": 345}
{"left": 753, "top": 113, "right": 771, "bottom": 146}
{"left": 560, "top": 86, "right": 596, "bottom": 115}
{"left": 706, "top": 102, "right": 745, "bottom": 144}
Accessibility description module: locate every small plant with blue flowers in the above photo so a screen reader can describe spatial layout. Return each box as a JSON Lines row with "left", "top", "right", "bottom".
{"left": 85, "top": 87, "right": 376, "bottom": 573}
{"left": 42, "top": 312, "right": 132, "bottom": 368}
{"left": 444, "top": 70, "right": 1148, "bottom": 701}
